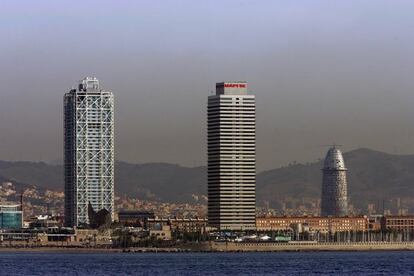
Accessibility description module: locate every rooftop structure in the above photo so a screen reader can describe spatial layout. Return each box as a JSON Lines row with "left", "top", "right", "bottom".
{"left": 215, "top": 81, "right": 248, "bottom": 95}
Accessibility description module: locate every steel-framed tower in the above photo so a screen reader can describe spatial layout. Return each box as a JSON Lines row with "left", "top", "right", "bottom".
{"left": 64, "top": 77, "right": 115, "bottom": 227}
{"left": 207, "top": 81, "right": 256, "bottom": 230}
{"left": 321, "top": 147, "right": 348, "bottom": 216}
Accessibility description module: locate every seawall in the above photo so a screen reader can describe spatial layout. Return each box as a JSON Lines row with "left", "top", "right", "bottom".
{"left": 209, "top": 241, "right": 414, "bottom": 252}
{"left": 2, "top": 242, "right": 414, "bottom": 253}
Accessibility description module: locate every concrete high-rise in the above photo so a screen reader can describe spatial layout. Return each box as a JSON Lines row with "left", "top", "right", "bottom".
{"left": 64, "top": 77, "right": 115, "bottom": 227}
{"left": 207, "top": 82, "right": 256, "bottom": 230}
{"left": 321, "top": 147, "right": 348, "bottom": 216}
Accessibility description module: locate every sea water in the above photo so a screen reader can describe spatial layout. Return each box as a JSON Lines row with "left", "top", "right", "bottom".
{"left": 0, "top": 251, "right": 412, "bottom": 275}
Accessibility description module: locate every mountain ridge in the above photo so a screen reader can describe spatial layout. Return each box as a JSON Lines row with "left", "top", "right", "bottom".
{"left": 0, "top": 148, "right": 413, "bottom": 211}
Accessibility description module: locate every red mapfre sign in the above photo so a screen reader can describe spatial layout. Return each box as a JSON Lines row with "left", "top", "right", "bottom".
{"left": 224, "top": 83, "right": 246, "bottom": 88}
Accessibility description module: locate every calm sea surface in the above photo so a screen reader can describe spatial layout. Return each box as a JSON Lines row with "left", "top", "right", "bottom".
{"left": 0, "top": 251, "right": 413, "bottom": 275}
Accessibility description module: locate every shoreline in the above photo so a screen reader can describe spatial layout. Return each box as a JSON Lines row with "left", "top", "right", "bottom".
{"left": 0, "top": 247, "right": 122, "bottom": 253}
{"left": 2, "top": 242, "right": 414, "bottom": 253}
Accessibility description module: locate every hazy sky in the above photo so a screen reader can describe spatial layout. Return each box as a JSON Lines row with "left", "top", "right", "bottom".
{"left": 1, "top": 0, "right": 414, "bottom": 171}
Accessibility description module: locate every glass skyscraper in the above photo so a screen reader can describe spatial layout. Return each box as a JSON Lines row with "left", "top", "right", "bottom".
{"left": 321, "top": 147, "right": 348, "bottom": 216}
{"left": 64, "top": 77, "right": 115, "bottom": 227}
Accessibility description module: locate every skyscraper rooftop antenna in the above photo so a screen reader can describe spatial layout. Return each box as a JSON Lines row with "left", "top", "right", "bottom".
{"left": 321, "top": 143, "right": 343, "bottom": 149}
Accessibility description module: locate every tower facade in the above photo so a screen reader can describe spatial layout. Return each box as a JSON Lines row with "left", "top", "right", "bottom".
{"left": 64, "top": 77, "right": 115, "bottom": 227}
{"left": 321, "top": 147, "right": 348, "bottom": 216}
{"left": 207, "top": 82, "right": 256, "bottom": 230}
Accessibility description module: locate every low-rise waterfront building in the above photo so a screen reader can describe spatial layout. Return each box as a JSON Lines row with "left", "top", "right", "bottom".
{"left": 147, "top": 218, "right": 208, "bottom": 233}
{"left": 367, "top": 215, "right": 382, "bottom": 231}
{"left": 118, "top": 210, "right": 155, "bottom": 227}
{"left": 28, "top": 215, "right": 63, "bottom": 229}
{"left": 0, "top": 204, "right": 22, "bottom": 229}
{"left": 381, "top": 215, "right": 414, "bottom": 232}
{"left": 256, "top": 216, "right": 368, "bottom": 233}
{"left": 149, "top": 225, "right": 172, "bottom": 240}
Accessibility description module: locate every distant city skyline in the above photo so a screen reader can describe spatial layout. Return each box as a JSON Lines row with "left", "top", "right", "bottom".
{"left": 2, "top": 1, "right": 414, "bottom": 171}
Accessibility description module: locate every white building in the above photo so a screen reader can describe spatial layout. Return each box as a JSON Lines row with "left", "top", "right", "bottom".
{"left": 207, "top": 81, "right": 256, "bottom": 230}
{"left": 64, "top": 77, "right": 115, "bottom": 227}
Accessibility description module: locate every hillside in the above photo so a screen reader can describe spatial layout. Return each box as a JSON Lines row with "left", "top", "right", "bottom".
{"left": 0, "top": 161, "right": 205, "bottom": 203}
{"left": 0, "top": 148, "right": 414, "bottom": 208}
{"left": 257, "top": 148, "right": 414, "bottom": 209}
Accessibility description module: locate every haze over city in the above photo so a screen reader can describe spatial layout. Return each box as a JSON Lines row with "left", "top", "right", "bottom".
{"left": 2, "top": 0, "right": 414, "bottom": 170}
